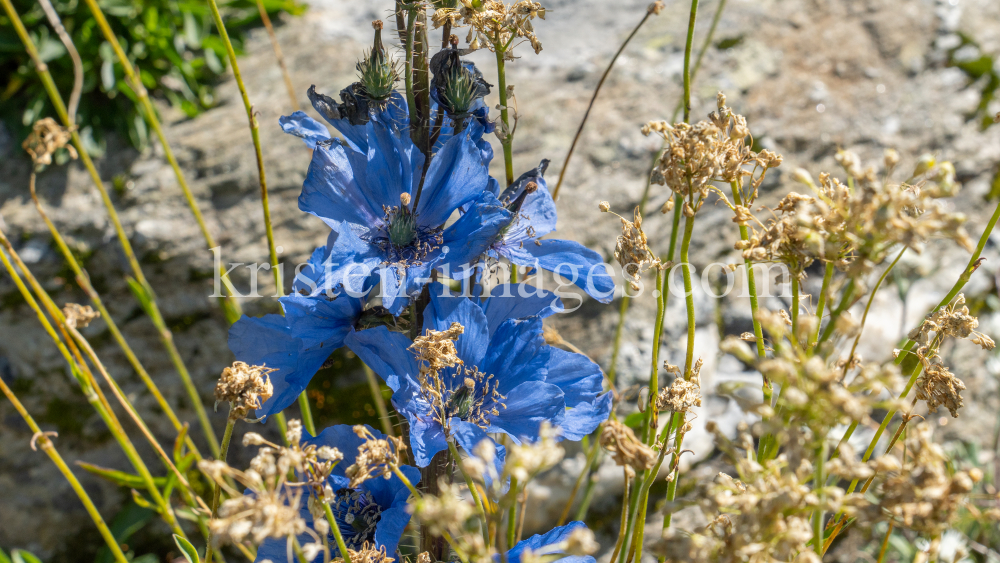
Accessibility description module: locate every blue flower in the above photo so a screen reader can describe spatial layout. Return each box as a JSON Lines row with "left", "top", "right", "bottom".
{"left": 488, "top": 161, "right": 615, "bottom": 304}
{"left": 476, "top": 284, "right": 612, "bottom": 440}
{"left": 280, "top": 93, "right": 510, "bottom": 315}
{"left": 229, "top": 293, "right": 365, "bottom": 420}
{"left": 345, "top": 283, "right": 567, "bottom": 466}
{"left": 255, "top": 425, "right": 420, "bottom": 563}
{"left": 505, "top": 522, "right": 598, "bottom": 563}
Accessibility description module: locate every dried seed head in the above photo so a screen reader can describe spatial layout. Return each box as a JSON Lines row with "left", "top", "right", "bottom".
{"left": 62, "top": 303, "right": 99, "bottom": 329}
{"left": 505, "top": 422, "right": 563, "bottom": 482}
{"left": 563, "top": 526, "right": 600, "bottom": 556}
{"left": 600, "top": 419, "right": 657, "bottom": 471}
{"left": 915, "top": 362, "right": 966, "bottom": 418}
{"left": 410, "top": 322, "right": 465, "bottom": 376}
{"left": 599, "top": 201, "right": 611, "bottom": 212}
{"left": 400, "top": 192, "right": 411, "bottom": 207}
{"left": 345, "top": 425, "right": 406, "bottom": 488}
{"left": 335, "top": 543, "right": 396, "bottom": 563}
{"left": 22, "top": 118, "right": 77, "bottom": 167}
{"left": 215, "top": 361, "right": 275, "bottom": 419}
{"left": 609, "top": 207, "right": 659, "bottom": 291}
{"left": 208, "top": 487, "right": 307, "bottom": 547}
{"left": 655, "top": 369, "right": 702, "bottom": 413}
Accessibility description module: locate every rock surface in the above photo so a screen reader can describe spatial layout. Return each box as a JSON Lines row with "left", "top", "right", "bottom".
{"left": 1, "top": 0, "right": 1000, "bottom": 558}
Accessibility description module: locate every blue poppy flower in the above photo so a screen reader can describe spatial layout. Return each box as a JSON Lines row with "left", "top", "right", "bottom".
{"left": 475, "top": 284, "right": 612, "bottom": 440}
{"left": 505, "top": 522, "right": 598, "bottom": 563}
{"left": 345, "top": 283, "right": 567, "bottom": 466}
{"left": 228, "top": 293, "right": 365, "bottom": 420}
{"left": 255, "top": 424, "right": 420, "bottom": 563}
{"left": 488, "top": 161, "right": 616, "bottom": 304}
{"left": 280, "top": 101, "right": 510, "bottom": 314}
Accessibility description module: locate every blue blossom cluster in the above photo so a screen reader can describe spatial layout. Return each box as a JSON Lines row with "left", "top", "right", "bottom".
{"left": 228, "top": 43, "right": 612, "bottom": 563}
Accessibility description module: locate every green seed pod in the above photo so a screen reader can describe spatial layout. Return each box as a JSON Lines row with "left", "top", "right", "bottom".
{"left": 356, "top": 20, "right": 399, "bottom": 103}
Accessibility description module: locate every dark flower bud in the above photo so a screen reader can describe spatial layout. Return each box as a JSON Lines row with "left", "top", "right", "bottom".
{"left": 308, "top": 84, "right": 370, "bottom": 126}
{"left": 430, "top": 48, "right": 492, "bottom": 123}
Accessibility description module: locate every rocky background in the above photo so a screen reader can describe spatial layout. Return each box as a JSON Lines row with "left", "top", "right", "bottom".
{"left": 2, "top": 0, "right": 1000, "bottom": 560}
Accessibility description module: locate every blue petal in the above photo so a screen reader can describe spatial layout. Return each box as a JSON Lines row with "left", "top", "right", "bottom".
{"left": 416, "top": 125, "right": 491, "bottom": 227}
{"left": 544, "top": 347, "right": 605, "bottom": 406}
{"left": 439, "top": 191, "right": 511, "bottom": 272}
{"left": 397, "top": 399, "right": 449, "bottom": 467}
{"left": 299, "top": 141, "right": 383, "bottom": 229}
{"left": 295, "top": 225, "right": 383, "bottom": 298}
{"left": 560, "top": 392, "right": 613, "bottom": 441}
{"left": 279, "top": 111, "right": 332, "bottom": 149}
{"left": 372, "top": 505, "right": 412, "bottom": 555}
{"left": 480, "top": 318, "right": 549, "bottom": 395}
{"left": 506, "top": 239, "right": 615, "bottom": 303}
{"left": 452, "top": 420, "right": 505, "bottom": 487}
{"left": 424, "top": 283, "right": 490, "bottom": 368}
{"left": 229, "top": 294, "right": 361, "bottom": 420}
{"left": 507, "top": 522, "right": 597, "bottom": 563}
{"left": 489, "top": 381, "right": 565, "bottom": 443}
{"left": 344, "top": 327, "right": 418, "bottom": 392}
{"left": 479, "top": 283, "right": 564, "bottom": 338}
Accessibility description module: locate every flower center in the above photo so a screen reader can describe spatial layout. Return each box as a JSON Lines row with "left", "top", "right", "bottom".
{"left": 332, "top": 489, "right": 383, "bottom": 550}
{"left": 387, "top": 207, "right": 417, "bottom": 248}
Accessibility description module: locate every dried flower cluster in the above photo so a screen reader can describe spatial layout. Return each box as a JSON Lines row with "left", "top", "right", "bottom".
{"left": 62, "top": 303, "right": 99, "bottom": 329}
{"left": 504, "top": 422, "right": 564, "bottom": 482}
{"left": 344, "top": 425, "right": 406, "bottom": 488}
{"left": 436, "top": 1, "right": 546, "bottom": 56}
{"left": 738, "top": 154, "right": 972, "bottom": 276}
{"left": 600, "top": 419, "right": 657, "bottom": 473}
{"left": 655, "top": 368, "right": 702, "bottom": 414}
{"left": 22, "top": 117, "right": 77, "bottom": 167}
{"left": 214, "top": 361, "right": 275, "bottom": 419}
{"left": 601, "top": 204, "right": 660, "bottom": 291}
{"left": 409, "top": 478, "right": 492, "bottom": 563}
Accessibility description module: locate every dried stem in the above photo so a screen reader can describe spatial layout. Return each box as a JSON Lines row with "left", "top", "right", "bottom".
{"left": 255, "top": 0, "right": 301, "bottom": 112}
{"left": 1, "top": 0, "right": 223, "bottom": 456}
{"left": 0, "top": 377, "right": 128, "bottom": 563}
{"left": 35, "top": 0, "right": 82, "bottom": 122}
{"left": 551, "top": 4, "right": 658, "bottom": 199}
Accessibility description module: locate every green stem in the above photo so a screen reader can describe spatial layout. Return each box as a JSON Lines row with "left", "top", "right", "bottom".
{"left": 643, "top": 269, "right": 667, "bottom": 444}
{"left": 495, "top": 48, "right": 514, "bottom": 186}
{"left": 670, "top": 0, "right": 727, "bottom": 122}
{"left": 573, "top": 448, "right": 603, "bottom": 521}
{"left": 557, "top": 431, "right": 602, "bottom": 526}
{"left": 78, "top": 0, "right": 243, "bottom": 322}
{"left": 205, "top": 416, "right": 237, "bottom": 563}
{"left": 29, "top": 178, "right": 201, "bottom": 459}
{"left": 607, "top": 469, "right": 632, "bottom": 563}
{"left": 607, "top": 293, "right": 632, "bottom": 388}
{"left": 403, "top": 8, "right": 418, "bottom": 140}
{"left": 813, "top": 439, "right": 827, "bottom": 558}
{"left": 809, "top": 262, "right": 835, "bottom": 351}
{"left": 324, "top": 502, "right": 355, "bottom": 563}
{"left": 507, "top": 476, "right": 519, "bottom": 548}
{"left": 0, "top": 377, "right": 129, "bottom": 563}
{"left": 681, "top": 0, "right": 700, "bottom": 122}
{"left": 845, "top": 248, "right": 906, "bottom": 372}
{"left": 895, "top": 197, "right": 1000, "bottom": 370}
{"left": 680, "top": 212, "right": 697, "bottom": 378}
{"left": 1, "top": 0, "right": 221, "bottom": 457}
{"left": 790, "top": 270, "right": 800, "bottom": 338}
{"left": 729, "top": 186, "right": 767, "bottom": 354}
{"left": 0, "top": 239, "right": 186, "bottom": 538}
{"left": 817, "top": 279, "right": 856, "bottom": 344}
{"left": 448, "top": 440, "right": 489, "bottom": 543}
{"left": 298, "top": 392, "right": 316, "bottom": 438}
{"left": 363, "top": 364, "right": 394, "bottom": 436}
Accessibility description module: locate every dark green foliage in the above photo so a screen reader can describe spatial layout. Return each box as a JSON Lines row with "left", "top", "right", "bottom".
{"left": 0, "top": 0, "right": 305, "bottom": 152}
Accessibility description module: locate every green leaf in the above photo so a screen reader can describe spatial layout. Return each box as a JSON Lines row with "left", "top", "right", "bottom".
{"left": 173, "top": 535, "right": 201, "bottom": 563}
{"left": 96, "top": 501, "right": 155, "bottom": 563}
{"left": 11, "top": 551, "right": 43, "bottom": 563}
{"left": 0, "top": 548, "right": 12, "bottom": 563}
{"left": 77, "top": 461, "right": 168, "bottom": 489}
{"left": 125, "top": 276, "right": 154, "bottom": 318}
{"left": 130, "top": 489, "right": 159, "bottom": 513}
{"left": 623, "top": 411, "right": 644, "bottom": 430}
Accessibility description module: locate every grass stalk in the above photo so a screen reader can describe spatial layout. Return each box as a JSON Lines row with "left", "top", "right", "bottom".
{"left": 0, "top": 239, "right": 186, "bottom": 537}
{"left": 809, "top": 261, "right": 835, "bottom": 351}
{"left": 644, "top": 268, "right": 667, "bottom": 445}
{"left": 0, "top": 377, "right": 129, "bottom": 563}
{"left": 556, "top": 430, "right": 602, "bottom": 526}
{"left": 255, "top": 0, "right": 301, "bottom": 112}
{"left": 1, "top": 0, "right": 222, "bottom": 456}
{"left": 77, "top": 0, "right": 244, "bottom": 322}
{"left": 363, "top": 364, "right": 395, "bottom": 437}
{"left": 29, "top": 175, "right": 202, "bottom": 459}
{"left": 551, "top": 4, "right": 659, "bottom": 200}
{"left": 681, "top": 0, "right": 700, "bottom": 123}
{"left": 205, "top": 415, "right": 238, "bottom": 563}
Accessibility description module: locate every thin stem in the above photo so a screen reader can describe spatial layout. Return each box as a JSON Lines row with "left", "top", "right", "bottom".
{"left": 809, "top": 262, "right": 835, "bottom": 351}
{"left": 607, "top": 292, "right": 631, "bottom": 387}
{"left": 817, "top": 278, "right": 856, "bottom": 344}
{"left": 680, "top": 212, "right": 697, "bottom": 378}
{"left": 495, "top": 48, "right": 514, "bottom": 186}
{"left": 322, "top": 502, "right": 355, "bottom": 563}
{"left": 391, "top": 464, "right": 422, "bottom": 499}
{"left": 448, "top": 440, "right": 490, "bottom": 544}
{"left": 845, "top": 248, "right": 906, "bottom": 373}
{"left": 644, "top": 268, "right": 667, "bottom": 445}
{"left": 29, "top": 175, "right": 201, "bottom": 458}
{"left": 876, "top": 523, "right": 894, "bottom": 563}
{"left": 205, "top": 416, "right": 238, "bottom": 563}
{"left": 551, "top": 5, "right": 657, "bottom": 200}
{"left": 363, "top": 364, "right": 395, "bottom": 436}
{"left": 608, "top": 468, "right": 633, "bottom": 563}
{"left": 0, "top": 236, "right": 187, "bottom": 537}
{"left": 729, "top": 183, "right": 767, "bottom": 357}
{"left": 403, "top": 7, "right": 418, "bottom": 132}
{"left": 507, "top": 476, "right": 519, "bottom": 548}
{"left": 681, "top": 0, "right": 700, "bottom": 122}
{"left": 813, "top": 439, "right": 827, "bottom": 558}
{"left": 255, "top": 0, "right": 300, "bottom": 112}
{"left": 78, "top": 0, "right": 244, "bottom": 321}
{"left": 557, "top": 430, "right": 602, "bottom": 526}
{"left": 0, "top": 378, "right": 129, "bottom": 563}
{"left": 573, "top": 448, "right": 603, "bottom": 521}
{"left": 1, "top": 0, "right": 222, "bottom": 457}
{"left": 790, "top": 271, "right": 800, "bottom": 338}
{"left": 36, "top": 0, "right": 82, "bottom": 122}
{"left": 669, "top": 0, "right": 727, "bottom": 122}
